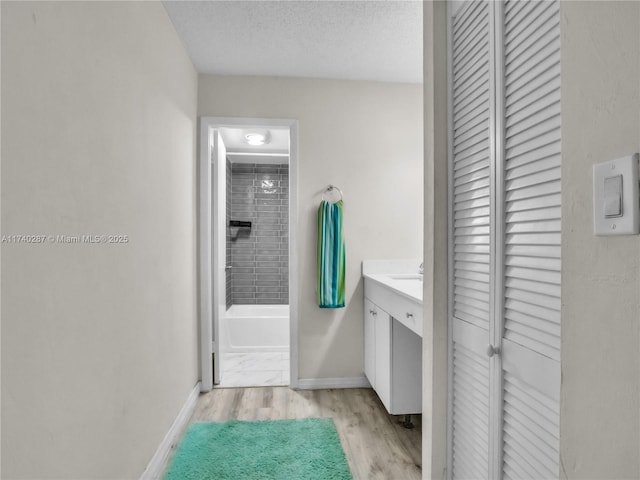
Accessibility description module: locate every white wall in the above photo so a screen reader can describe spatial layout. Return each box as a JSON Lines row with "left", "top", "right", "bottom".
{"left": 560, "top": 2, "right": 640, "bottom": 477}
{"left": 1, "top": 2, "right": 199, "bottom": 478}
{"left": 199, "top": 75, "right": 423, "bottom": 380}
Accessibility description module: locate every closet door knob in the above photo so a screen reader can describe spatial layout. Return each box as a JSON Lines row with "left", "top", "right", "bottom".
{"left": 486, "top": 344, "right": 500, "bottom": 358}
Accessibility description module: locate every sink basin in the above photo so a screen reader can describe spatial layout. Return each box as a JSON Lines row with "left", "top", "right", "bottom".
{"left": 381, "top": 274, "right": 423, "bottom": 300}
{"left": 386, "top": 274, "right": 423, "bottom": 281}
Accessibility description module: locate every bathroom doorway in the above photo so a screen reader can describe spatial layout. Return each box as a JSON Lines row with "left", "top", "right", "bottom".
{"left": 199, "top": 117, "right": 298, "bottom": 391}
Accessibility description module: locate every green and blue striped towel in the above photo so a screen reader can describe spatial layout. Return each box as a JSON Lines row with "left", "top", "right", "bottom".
{"left": 317, "top": 200, "right": 346, "bottom": 308}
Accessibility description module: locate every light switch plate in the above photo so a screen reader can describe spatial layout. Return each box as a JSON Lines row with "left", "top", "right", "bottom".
{"left": 593, "top": 154, "right": 639, "bottom": 235}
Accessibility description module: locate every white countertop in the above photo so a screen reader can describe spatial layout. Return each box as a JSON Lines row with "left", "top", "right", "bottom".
{"left": 362, "top": 259, "right": 423, "bottom": 304}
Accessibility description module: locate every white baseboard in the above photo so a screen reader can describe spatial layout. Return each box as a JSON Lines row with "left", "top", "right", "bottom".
{"left": 296, "top": 376, "right": 371, "bottom": 390}
{"left": 140, "top": 382, "right": 201, "bottom": 480}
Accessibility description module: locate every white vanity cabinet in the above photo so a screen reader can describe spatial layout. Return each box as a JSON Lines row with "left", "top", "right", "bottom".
{"left": 364, "top": 291, "right": 422, "bottom": 415}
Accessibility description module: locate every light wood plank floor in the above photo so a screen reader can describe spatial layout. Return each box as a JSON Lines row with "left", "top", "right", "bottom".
{"left": 177, "top": 387, "right": 422, "bottom": 480}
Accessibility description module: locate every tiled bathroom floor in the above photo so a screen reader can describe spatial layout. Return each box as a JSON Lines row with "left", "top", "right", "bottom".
{"left": 218, "top": 352, "right": 289, "bottom": 388}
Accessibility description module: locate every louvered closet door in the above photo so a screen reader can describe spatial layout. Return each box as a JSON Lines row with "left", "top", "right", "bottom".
{"left": 450, "top": 1, "right": 493, "bottom": 478}
{"left": 500, "top": 0, "right": 561, "bottom": 477}
{"left": 449, "top": 0, "right": 561, "bottom": 478}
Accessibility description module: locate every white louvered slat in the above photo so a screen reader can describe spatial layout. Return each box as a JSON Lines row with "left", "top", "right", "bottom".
{"left": 505, "top": 265, "right": 560, "bottom": 287}
{"left": 452, "top": 0, "right": 485, "bottom": 38}
{"left": 507, "top": 192, "right": 561, "bottom": 213}
{"left": 504, "top": 318, "right": 560, "bottom": 352}
{"left": 505, "top": 111, "right": 560, "bottom": 150}
{"left": 505, "top": 50, "right": 559, "bottom": 99}
{"left": 501, "top": 0, "right": 561, "bottom": 477}
{"left": 502, "top": 371, "right": 560, "bottom": 479}
{"left": 504, "top": 144, "right": 559, "bottom": 171}
{"left": 455, "top": 74, "right": 489, "bottom": 109}
{"left": 505, "top": 1, "right": 557, "bottom": 49}
{"left": 456, "top": 190, "right": 489, "bottom": 209}
{"left": 505, "top": 66, "right": 560, "bottom": 116}
{"left": 455, "top": 216, "right": 490, "bottom": 230}
{"left": 506, "top": 287, "right": 561, "bottom": 311}
{"left": 454, "top": 37, "right": 489, "bottom": 79}
{"left": 455, "top": 147, "right": 491, "bottom": 170}
{"left": 451, "top": 2, "right": 491, "bottom": 476}
{"left": 452, "top": 336, "right": 490, "bottom": 479}
{"left": 505, "top": 232, "right": 560, "bottom": 247}
{"left": 503, "top": 0, "right": 561, "bottom": 357}
{"left": 505, "top": 275, "right": 559, "bottom": 297}
{"left": 506, "top": 15, "right": 558, "bottom": 69}
{"left": 453, "top": 172, "right": 490, "bottom": 195}
{"left": 454, "top": 151, "right": 491, "bottom": 179}
{"left": 454, "top": 27, "right": 487, "bottom": 71}
{"left": 454, "top": 47, "right": 489, "bottom": 86}
{"left": 504, "top": 218, "right": 561, "bottom": 234}
{"left": 455, "top": 182, "right": 491, "bottom": 201}
{"left": 454, "top": 116, "right": 489, "bottom": 149}
{"left": 454, "top": 73, "right": 489, "bottom": 112}
{"left": 505, "top": 134, "right": 560, "bottom": 166}
{"left": 455, "top": 104, "right": 489, "bottom": 132}
{"left": 506, "top": 157, "right": 560, "bottom": 181}
{"left": 456, "top": 300, "right": 490, "bottom": 323}
{"left": 454, "top": 3, "right": 487, "bottom": 45}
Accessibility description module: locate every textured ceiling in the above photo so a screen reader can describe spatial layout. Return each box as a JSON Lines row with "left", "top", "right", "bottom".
{"left": 162, "top": 0, "right": 422, "bottom": 83}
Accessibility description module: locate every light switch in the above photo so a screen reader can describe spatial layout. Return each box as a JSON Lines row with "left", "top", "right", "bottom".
{"left": 604, "top": 175, "right": 623, "bottom": 217}
{"left": 593, "top": 154, "right": 640, "bottom": 235}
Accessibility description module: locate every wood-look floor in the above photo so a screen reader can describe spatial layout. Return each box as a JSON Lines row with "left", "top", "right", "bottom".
{"left": 180, "top": 387, "right": 422, "bottom": 480}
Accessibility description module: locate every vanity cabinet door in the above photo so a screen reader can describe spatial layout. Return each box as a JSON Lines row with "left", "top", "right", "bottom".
{"left": 364, "top": 299, "right": 377, "bottom": 388}
{"left": 364, "top": 298, "right": 393, "bottom": 411}
{"left": 374, "top": 307, "right": 392, "bottom": 412}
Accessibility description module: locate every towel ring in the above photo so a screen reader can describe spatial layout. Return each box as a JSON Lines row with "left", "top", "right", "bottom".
{"left": 322, "top": 185, "right": 344, "bottom": 202}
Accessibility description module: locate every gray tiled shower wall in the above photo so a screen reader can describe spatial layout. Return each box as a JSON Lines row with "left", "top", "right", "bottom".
{"left": 229, "top": 163, "right": 289, "bottom": 305}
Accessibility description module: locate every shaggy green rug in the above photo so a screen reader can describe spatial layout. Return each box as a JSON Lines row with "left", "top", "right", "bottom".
{"left": 164, "top": 418, "right": 352, "bottom": 480}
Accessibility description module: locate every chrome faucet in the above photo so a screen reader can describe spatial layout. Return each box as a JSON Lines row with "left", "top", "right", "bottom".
{"left": 418, "top": 262, "right": 424, "bottom": 275}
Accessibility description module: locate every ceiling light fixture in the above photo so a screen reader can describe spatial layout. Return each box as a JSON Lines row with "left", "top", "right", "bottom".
{"left": 245, "top": 131, "right": 270, "bottom": 146}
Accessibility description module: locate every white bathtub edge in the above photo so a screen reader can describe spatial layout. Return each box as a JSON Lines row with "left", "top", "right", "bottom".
{"left": 225, "top": 304, "right": 290, "bottom": 317}
{"left": 224, "top": 345, "right": 289, "bottom": 354}
{"left": 222, "top": 304, "right": 290, "bottom": 353}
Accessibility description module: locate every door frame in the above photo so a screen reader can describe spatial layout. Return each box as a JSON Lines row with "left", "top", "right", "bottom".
{"left": 198, "top": 116, "right": 299, "bottom": 392}
{"left": 445, "top": 2, "right": 455, "bottom": 476}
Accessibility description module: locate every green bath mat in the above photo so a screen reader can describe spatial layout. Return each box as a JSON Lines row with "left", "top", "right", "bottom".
{"left": 164, "top": 418, "right": 352, "bottom": 480}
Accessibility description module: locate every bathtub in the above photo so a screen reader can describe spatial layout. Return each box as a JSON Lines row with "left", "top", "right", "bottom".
{"left": 221, "top": 304, "right": 290, "bottom": 353}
